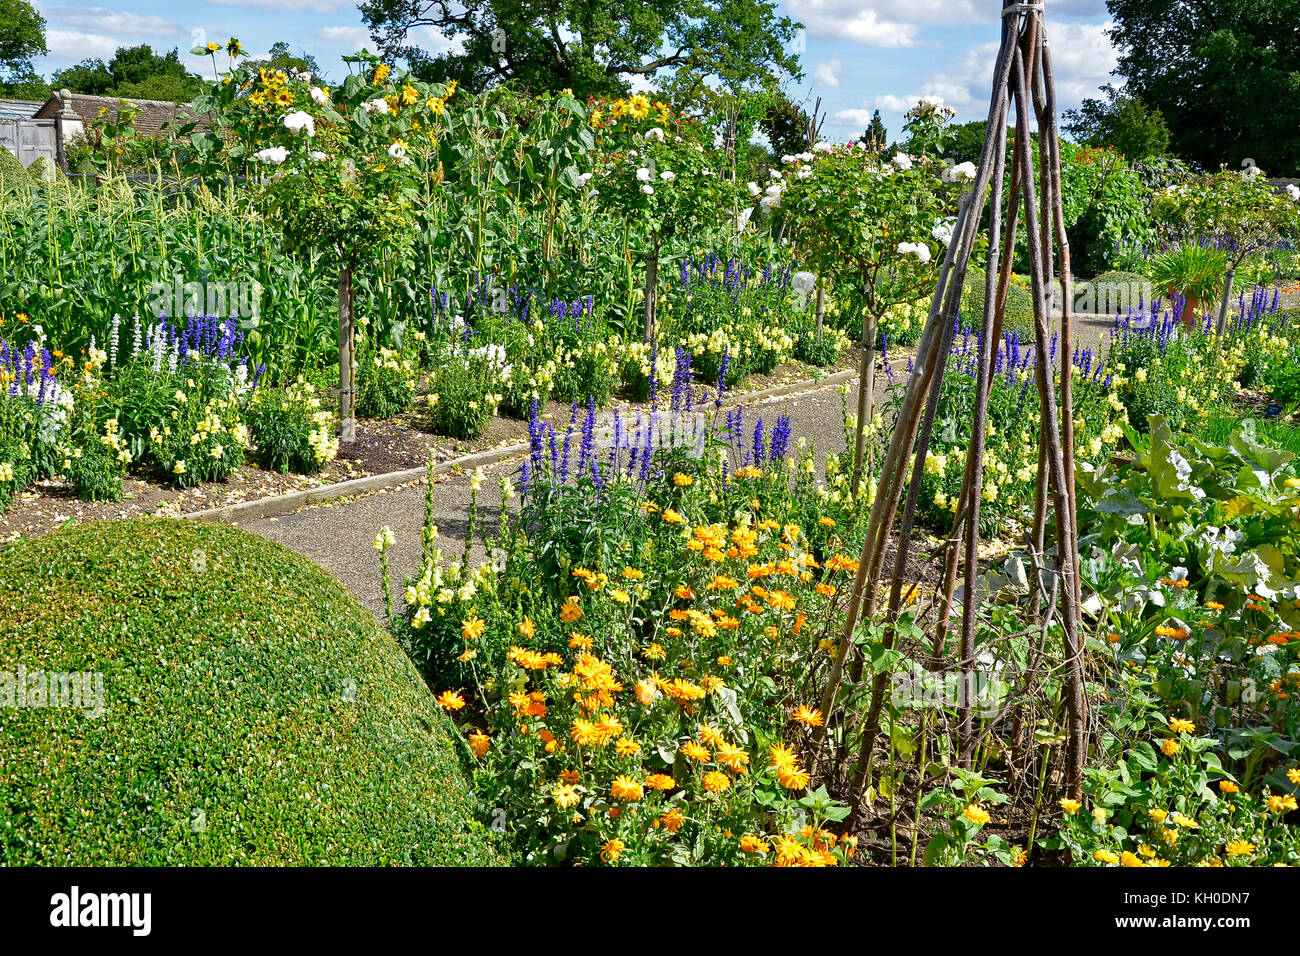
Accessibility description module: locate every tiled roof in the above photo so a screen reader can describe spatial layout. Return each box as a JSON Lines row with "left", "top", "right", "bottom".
{"left": 33, "top": 92, "right": 208, "bottom": 135}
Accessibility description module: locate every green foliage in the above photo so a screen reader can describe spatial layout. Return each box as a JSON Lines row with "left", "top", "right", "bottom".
{"left": 959, "top": 268, "right": 1035, "bottom": 338}
{"left": 0, "top": 518, "right": 509, "bottom": 865}
{"left": 51, "top": 45, "right": 205, "bottom": 103}
{"left": 1057, "top": 141, "right": 1158, "bottom": 276}
{"left": 360, "top": 0, "right": 804, "bottom": 101}
{"left": 356, "top": 337, "right": 418, "bottom": 419}
{"left": 781, "top": 104, "right": 957, "bottom": 326}
{"left": 246, "top": 380, "right": 337, "bottom": 473}
{"left": 1150, "top": 242, "right": 1228, "bottom": 314}
{"left": 426, "top": 350, "right": 505, "bottom": 440}
{"left": 0, "top": 0, "right": 46, "bottom": 80}
{"left": 1064, "top": 86, "right": 1171, "bottom": 162}
{"left": 1152, "top": 170, "right": 1300, "bottom": 272}
{"left": 1107, "top": 0, "right": 1300, "bottom": 173}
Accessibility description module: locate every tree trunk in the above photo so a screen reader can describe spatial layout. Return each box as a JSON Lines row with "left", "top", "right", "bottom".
{"left": 643, "top": 246, "right": 659, "bottom": 342}
{"left": 815, "top": 281, "right": 825, "bottom": 341}
{"left": 850, "top": 305, "right": 878, "bottom": 497}
{"left": 1215, "top": 267, "right": 1236, "bottom": 337}
{"left": 338, "top": 261, "right": 356, "bottom": 443}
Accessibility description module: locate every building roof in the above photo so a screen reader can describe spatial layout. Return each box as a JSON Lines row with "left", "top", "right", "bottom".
{"left": 0, "top": 98, "right": 43, "bottom": 120}
{"left": 33, "top": 92, "right": 208, "bottom": 135}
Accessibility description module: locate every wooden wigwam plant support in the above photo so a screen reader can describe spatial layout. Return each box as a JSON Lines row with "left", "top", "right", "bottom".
{"left": 810, "top": 0, "right": 1087, "bottom": 835}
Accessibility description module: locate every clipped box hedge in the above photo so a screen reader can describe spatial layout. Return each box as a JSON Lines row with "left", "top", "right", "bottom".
{"left": 0, "top": 518, "right": 508, "bottom": 866}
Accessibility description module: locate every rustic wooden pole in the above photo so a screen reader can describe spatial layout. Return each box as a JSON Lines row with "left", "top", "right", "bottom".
{"left": 338, "top": 260, "right": 356, "bottom": 443}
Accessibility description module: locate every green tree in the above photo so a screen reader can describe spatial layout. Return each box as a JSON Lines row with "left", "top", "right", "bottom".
{"left": 861, "top": 109, "right": 887, "bottom": 153}
{"left": 758, "top": 90, "right": 812, "bottom": 158}
{"left": 1064, "top": 85, "right": 1171, "bottom": 161}
{"left": 360, "top": 0, "right": 803, "bottom": 100}
{"left": 0, "top": 0, "right": 45, "bottom": 82}
{"left": 1107, "top": 0, "right": 1300, "bottom": 172}
{"left": 52, "top": 45, "right": 204, "bottom": 102}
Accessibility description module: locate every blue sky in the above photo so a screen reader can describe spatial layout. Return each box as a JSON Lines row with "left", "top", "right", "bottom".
{"left": 29, "top": 0, "right": 1119, "bottom": 138}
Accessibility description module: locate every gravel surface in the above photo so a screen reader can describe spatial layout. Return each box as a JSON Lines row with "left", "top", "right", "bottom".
{"left": 241, "top": 313, "right": 1124, "bottom": 618}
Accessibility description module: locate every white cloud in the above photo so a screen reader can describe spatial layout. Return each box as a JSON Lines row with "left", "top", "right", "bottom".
{"left": 812, "top": 56, "right": 842, "bottom": 89}
{"left": 842, "top": 22, "right": 1117, "bottom": 126}
{"left": 831, "top": 107, "right": 876, "bottom": 127}
{"left": 44, "top": 29, "right": 122, "bottom": 62}
{"left": 206, "top": 0, "right": 346, "bottom": 13}
{"left": 314, "top": 26, "right": 375, "bottom": 53}
{"left": 786, "top": 1, "right": 981, "bottom": 46}
{"left": 46, "top": 7, "right": 179, "bottom": 37}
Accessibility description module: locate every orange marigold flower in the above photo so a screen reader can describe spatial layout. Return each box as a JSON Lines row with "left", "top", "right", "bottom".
{"left": 702, "top": 771, "right": 731, "bottom": 793}
{"left": 468, "top": 731, "right": 490, "bottom": 758}
{"left": 644, "top": 773, "right": 676, "bottom": 791}
{"left": 436, "top": 690, "right": 466, "bottom": 711}
{"left": 793, "top": 705, "right": 825, "bottom": 727}
{"left": 610, "top": 775, "right": 644, "bottom": 801}
{"left": 681, "top": 741, "right": 711, "bottom": 762}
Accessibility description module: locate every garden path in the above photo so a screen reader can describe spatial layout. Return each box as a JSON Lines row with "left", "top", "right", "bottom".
{"left": 242, "top": 312, "right": 1117, "bottom": 618}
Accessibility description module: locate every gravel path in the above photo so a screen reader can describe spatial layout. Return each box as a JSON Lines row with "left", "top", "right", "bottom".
{"left": 241, "top": 312, "right": 1121, "bottom": 617}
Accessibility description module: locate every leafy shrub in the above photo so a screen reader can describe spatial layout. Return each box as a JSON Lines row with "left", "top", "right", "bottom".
{"left": 0, "top": 519, "right": 510, "bottom": 865}
{"left": 246, "top": 380, "right": 337, "bottom": 474}
{"left": 427, "top": 350, "right": 504, "bottom": 440}
{"left": 791, "top": 318, "right": 849, "bottom": 367}
{"left": 960, "top": 268, "right": 1036, "bottom": 337}
{"left": 552, "top": 340, "right": 620, "bottom": 406}
{"left": 356, "top": 341, "right": 418, "bottom": 419}
{"left": 61, "top": 418, "right": 130, "bottom": 502}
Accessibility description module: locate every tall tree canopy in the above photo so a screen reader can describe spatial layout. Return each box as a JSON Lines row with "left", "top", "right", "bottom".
{"left": 1107, "top": 0, "right": 1300, "bottom": 173}
{"left": 359, "top": 0, "right": 802, "bottom": 100}
{"left": 0, "top": 0, "right": 45, "bottom": 80}
{"left": 1064, "top": 85, "right": 1170, "bottom": 162}
{"left": 52, "top": 45, "right": 204, "bottom": 103}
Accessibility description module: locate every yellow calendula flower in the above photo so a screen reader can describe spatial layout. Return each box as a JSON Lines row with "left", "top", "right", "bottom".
{"left": 1169, "top": 717, "right": 1195, "bottom": 734}
{"left": 1225, "top": 839, "right": 1255, "bottom": 858}
{"left": 1059, "top": 798, "right": 1082, "bottom": 815}
{"left": 962, "top": 804, "right": 990, "bottom": 826}
{"left": 1094, "top": 849, "right": 1120, "bottom": 865}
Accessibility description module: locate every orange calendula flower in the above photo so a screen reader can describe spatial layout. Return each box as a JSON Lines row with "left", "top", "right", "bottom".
{"left": 1219, "top": 780, "right": 1240, "bottom": 794}
{"left": 793, "top": 705, "right": 824, "bottom": 727}
{"left": 644, "top": 773, "right": 676, "bottom": 791}
{"left": 702, "top": 771, "right": 731, "bottom": 793}
{"left": 468, "top": 731, "right": 490, "bottom": 758}
{"left": 681, "top": 741, "right": 711, "bottom": 762}
{"left": 963, "top": 804, "right": 991, "bottom": 826}
{"left": 739, "top": 835, "right": 770, "bottom": 854}
{"left": 436, "top": 690, "right": 466, "bottom": 711}
{"left": 560, "top": 597, "right": 583, "bottom": 623}
{"left": 553, "top": 783, "right": 581, "bottom": 808}
{"left": 673, "top": 472, "right": 693, "bottom": 486}
{"left": 601, "top": 838, "right": 625, "bottom": 862}
{"left": 1161, "top": 738, "right": 1180, "bottom": 756}
{"left": 661, "top": 509, "right": 685, "bottom": 524}
{"left": 517, "top": 618, "right": 536, "bottom": 639}
{"left": 610, "top": 775, "right": 644, "bottom": 801}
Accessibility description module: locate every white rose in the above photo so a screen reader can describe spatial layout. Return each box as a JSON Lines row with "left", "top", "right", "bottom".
{"left": 254, "top": 146, "right": 288, "bottom": 164}
{"left": 282, "top": 110, "right": 315, "bottom": 136}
